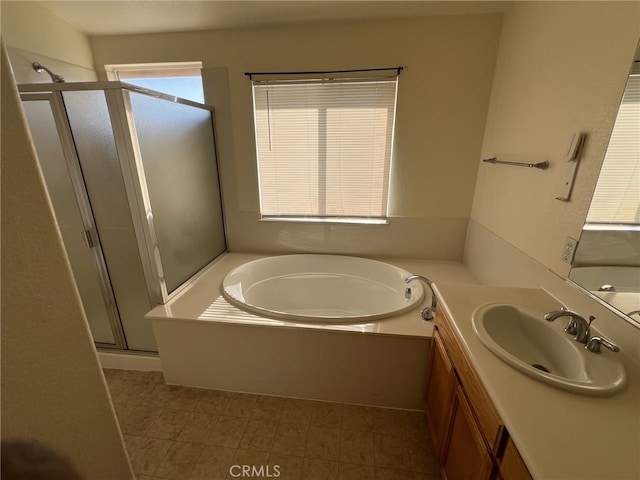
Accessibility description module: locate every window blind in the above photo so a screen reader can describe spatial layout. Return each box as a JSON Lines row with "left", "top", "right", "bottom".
{"left": 252, "top": 77, "right": 398, "bottom": 219}
{"left": 586, "top": 71, "right": 640, "bottom": 224}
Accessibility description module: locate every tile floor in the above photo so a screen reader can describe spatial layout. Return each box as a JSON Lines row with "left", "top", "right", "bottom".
{"left": 104, "top": 369, "right": 440, "bottom": 480}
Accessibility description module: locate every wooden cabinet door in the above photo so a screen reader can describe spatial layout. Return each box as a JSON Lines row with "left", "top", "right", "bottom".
{"left": 442, "top": 384, "right": 494, "bottom": 480}
{"left": 500, "top": 438, "right": 532, "bottom": 480}
{"left": 425, "top": 329, "right": 456, "bottom": 461}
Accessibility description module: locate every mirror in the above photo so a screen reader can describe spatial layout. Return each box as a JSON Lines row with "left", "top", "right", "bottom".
{"left": 568, "top": 42, "right": 640, "bottom": 326}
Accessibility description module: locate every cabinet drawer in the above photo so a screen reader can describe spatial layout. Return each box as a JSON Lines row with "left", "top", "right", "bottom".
{"left": 435, "top": 308, "right": 504, "bottom": 452}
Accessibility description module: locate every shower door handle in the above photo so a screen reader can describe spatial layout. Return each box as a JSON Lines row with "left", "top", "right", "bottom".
{"left": 83, "top": 228, "right": 95, "bottom": 249}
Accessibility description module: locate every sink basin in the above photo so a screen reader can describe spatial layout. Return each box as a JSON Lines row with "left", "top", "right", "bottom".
{"left": 472, "top": 303, "right": 626, "bottom": 395}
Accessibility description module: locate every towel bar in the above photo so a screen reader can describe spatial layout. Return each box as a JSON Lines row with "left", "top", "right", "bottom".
{"left": 482, "top": 157, "right": 549, "bottom": 170}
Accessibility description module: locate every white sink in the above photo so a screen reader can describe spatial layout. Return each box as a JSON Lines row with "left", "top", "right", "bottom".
{"left": 472, "top": 303, "right": 626, "bottom": 396}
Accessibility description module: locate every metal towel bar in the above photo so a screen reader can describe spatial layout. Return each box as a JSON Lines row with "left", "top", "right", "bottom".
{"left": 482, "top": 157, "right": 549, "bottom": 170}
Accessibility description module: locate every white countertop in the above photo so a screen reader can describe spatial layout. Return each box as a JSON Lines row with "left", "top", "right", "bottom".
{"left": 433, "top": 283, "right": 640, "bottom": 480}
{"left": 146, "top": 252, "right": 478, "bottom": 338}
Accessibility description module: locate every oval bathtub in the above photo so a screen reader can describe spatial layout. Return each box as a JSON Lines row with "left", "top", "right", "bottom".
{"left": 221, "top": 254, "right": 424, "bottom": 322}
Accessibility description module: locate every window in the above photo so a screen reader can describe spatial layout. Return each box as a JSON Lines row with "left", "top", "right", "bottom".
{"left": 105, "top": 62, "right": 205, "bottom": 103}
{"left": 586, "top": 65, "right": 640, "bottom": 225}
{"left": 251, "top": 74, "right": 398, "bottom": 222}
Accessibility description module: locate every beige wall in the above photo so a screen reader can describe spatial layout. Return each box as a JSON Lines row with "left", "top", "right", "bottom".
{"left": 1, "top": 1, "right": 97, "bottom": 82}
{"left": 471, "top": 1, "right": 640, "bottom": 277}
{"left": 1, "top": 1, "right": 94, "bottom": 68}
{"left": 91, "top": 14, "right": 502, "bottom": 259}
{"left": 1, "top": 45, "right": 133, "bottom": 480}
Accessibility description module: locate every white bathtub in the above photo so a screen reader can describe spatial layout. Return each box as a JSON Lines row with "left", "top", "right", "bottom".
{"left": 569, "top": 265, "right": 640, "bottom": 316}
{"left": 222, "top": 254, "right": 424, "bottom": 322}
{"left": 569, "top": 265, "right": 640, "bottom": 293}
{"left": 147, "top": 253, "right": 478, "bottom": 408}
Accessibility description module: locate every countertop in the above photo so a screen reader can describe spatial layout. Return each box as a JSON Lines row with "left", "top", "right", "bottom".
{"left": 433, "top": 283, "right": 640, "bottom": 480}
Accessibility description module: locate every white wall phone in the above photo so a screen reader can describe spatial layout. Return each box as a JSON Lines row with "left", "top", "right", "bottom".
{"left": 556, "top": 132, "right": 587, "bottom": 201}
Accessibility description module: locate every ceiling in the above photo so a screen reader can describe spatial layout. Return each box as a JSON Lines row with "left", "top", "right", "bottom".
{"left": 38, "top": 1, "right": 511, "bottom": 36}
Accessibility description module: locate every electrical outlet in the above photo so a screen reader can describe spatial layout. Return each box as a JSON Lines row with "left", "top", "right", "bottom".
{"left": 561, "top": 237, "right": 578, "bottom": 264}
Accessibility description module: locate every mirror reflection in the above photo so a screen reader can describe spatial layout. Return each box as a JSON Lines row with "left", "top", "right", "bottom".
{"left": 569, "top": 43, "right": 640, "bottom": 324}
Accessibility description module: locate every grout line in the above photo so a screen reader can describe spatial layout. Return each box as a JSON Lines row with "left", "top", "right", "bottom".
{"left": 109, "top": 370, "right": 437, "bottom": 479}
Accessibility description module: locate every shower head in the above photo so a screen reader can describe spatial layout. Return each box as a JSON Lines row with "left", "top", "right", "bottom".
{"left": 32, "top": 62, "right": 65, "bottom": 83}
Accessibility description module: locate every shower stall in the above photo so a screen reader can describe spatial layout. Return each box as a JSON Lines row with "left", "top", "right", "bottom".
{"left": 19, "top": 82, "right": 227, "bottom": 352}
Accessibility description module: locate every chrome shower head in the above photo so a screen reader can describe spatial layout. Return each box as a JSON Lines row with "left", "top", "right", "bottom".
{"left": 32, "top": 62, "right": 65, "bottom": 83}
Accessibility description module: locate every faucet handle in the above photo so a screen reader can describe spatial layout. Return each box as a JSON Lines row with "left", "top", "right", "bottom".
{"left": 585, "top": 336, "right": 620, "bottom": 354}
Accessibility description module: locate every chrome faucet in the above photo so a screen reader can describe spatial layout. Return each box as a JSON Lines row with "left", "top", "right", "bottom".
{"left": 543, "top": 307, "right": 593, "bottom": 344}
{"left": 404, "top": 274, "right": 437, "bottom": 321}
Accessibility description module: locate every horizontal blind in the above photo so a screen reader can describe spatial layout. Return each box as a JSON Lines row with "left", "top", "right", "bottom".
{"left": 253, "top": 78, "right": 397, "bottom": 218}
{"left": 587, "top": 72, "right": 640, "bottom": 224}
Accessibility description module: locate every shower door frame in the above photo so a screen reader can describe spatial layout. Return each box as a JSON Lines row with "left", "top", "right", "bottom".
{"left": 20, "top": 81, "right": 228, "bottom": 350}
{"left": 104, "top": 83, "right": 225, "bottom": 304}
{"left": 19, "top": 89, "right": 129, "bottom": 350}
{"left": 103, "top": 82, "right": 228, "bottom": 304}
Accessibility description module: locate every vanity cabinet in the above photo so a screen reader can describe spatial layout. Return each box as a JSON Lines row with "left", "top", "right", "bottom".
{"left": 425, "top": 329, "right": 456, "bottom": 460}
{"left": 499, "top": 438, "right": 533, "bottom": 480}
{"left": 442, "top": 383, "right": 494, "bottom": 479}
{"left": 425, "top": 307, "right": 533, "bottom": 480}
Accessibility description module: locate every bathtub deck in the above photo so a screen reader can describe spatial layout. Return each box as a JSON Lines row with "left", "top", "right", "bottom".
{"left": 147, "top": 253, "right": 478, "bottom": 409}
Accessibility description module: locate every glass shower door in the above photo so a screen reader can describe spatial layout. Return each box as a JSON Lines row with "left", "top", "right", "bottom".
{"left": 61, "top": 89, "right": 157, "bottom": 352}
{"left": 19, "top": 81, "right": 228, "bottom": 350}
{"left": 124, "top": 90, "right": 226, "bottom": 300}
{"left": 20, "top": 94, "right": 125, "bottom": 348}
